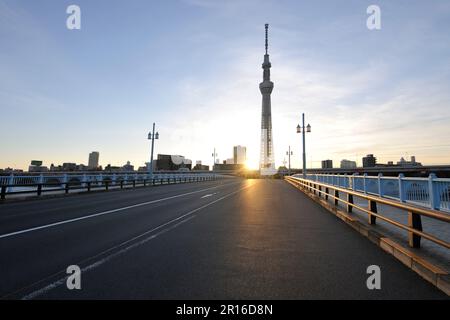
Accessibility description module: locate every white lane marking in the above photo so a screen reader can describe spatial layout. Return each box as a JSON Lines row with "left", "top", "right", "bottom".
{"left": 200, "top": 192, "right": 217, "bottom": 199}
{"left": 0, "top": 181, "right": 239, "bottom": 240}
{"left": 20, "top": 183, "right": 253, "bottom": 300}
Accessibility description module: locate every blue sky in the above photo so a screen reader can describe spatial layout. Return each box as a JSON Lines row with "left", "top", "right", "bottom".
{"left": 1, "top": 0, "right": 450, "bottom": 170}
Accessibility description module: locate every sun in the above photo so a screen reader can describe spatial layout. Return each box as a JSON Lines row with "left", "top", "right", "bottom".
{"left": 245, "top": 159, "right": 259, "bottom": 170}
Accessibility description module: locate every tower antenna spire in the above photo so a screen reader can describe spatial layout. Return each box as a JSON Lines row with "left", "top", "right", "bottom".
{"left": 265, "top": 23, "right": 269, "bottom": 55}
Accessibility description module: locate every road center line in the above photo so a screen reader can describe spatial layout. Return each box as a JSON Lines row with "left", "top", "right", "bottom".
{"left": 201, "top": 192, "right": 217, "bottom": 199}
{"left": 20, "top": 183, "right": 253, "bottom": 300}
{"left": 0, "top": 181, "right": 240, "bottom": 240}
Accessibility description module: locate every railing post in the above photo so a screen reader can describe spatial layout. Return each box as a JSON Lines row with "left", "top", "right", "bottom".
{"left": 82, "top": 173, "right": 87, "bottom": 189}
{"left": 325, "top": 187, "right": 329, "bottom": 200}
{"left": 132, "top": 180, "right": 136, "bottom": 188}
{"left": 143, "top": 179, "right": 146, "bottom": 187}
{"left": 1, "top": 185, "right": 6, "bottom": 200}
{"left": 377, "top": 173, "right": 384, "bottom": 197}
{"left": 428, "top": 173, "right": 439, "bottom": 210}
{"left": 318, "top": 185, "right": 322, "bottom": 198}
{"left": 105, "top": 181, "right": 109, "bottom": 191}
{"left": 87, "top": 181, "right": 91, "bottom": 192}
{"left": 398, "top": 174, "right": 405, "bottom": 202}
{"left": 334, "top": 189, "right": 339, "bottom": 206}
{"left": 368, "top": 199, "right": 377, "bottom": 225}
{"left": 363, "top": 173, "right": 368, "bottom": 194}
{"left": 7, "top": 173, "right": 14, "bottom": 193}
{"left": 408, "top": 211, "right": 422, "bottom": 248}
{"left": 65, "top": 182, "right": 69, "bottom": 194}
{"left": 37, "top": 184, "right": 42, "bottom": 196}
{"left": 120, "top": 180, "right": 124, "bottom": 189}
{"left": 347, "top": 193, "right": 353, "bottom": 213}
{"left": 351, "top": 173, "right": 357, "bottom": 191}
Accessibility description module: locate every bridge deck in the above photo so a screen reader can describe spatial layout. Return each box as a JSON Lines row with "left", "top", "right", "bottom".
{"left": 0, "top": 178, "right": 446, "bottom": 299}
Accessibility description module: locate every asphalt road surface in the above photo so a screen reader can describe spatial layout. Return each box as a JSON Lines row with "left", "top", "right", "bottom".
{"left": 0, "top": 178, "right": 447, "bottom": 299}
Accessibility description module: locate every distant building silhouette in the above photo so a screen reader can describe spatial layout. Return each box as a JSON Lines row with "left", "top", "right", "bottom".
{"left": 88, "top": 151, "right": 99, "bottom": 169}
{"left": 397, "top": 156, "right": 422, "bottom": 167}
{"left": 122, "top": 161, "right": 134, "bottom": 171}
{"left": 156, "top": 154, "right": 192, "bottom": 171}
{"left": 321, "top": 159, "right": 333, "bottom": 169}
{"left": 233, "top": 145, "right": 247, "bottom": 165}
{"left": 362, "top": 154, "right": 377, "bottom": 167}
{"left": 28, "top": 160, "right": 48, "bottom": 172}
{"left": 193, "top": 161, "right": 209, "bottom": 171}
{"left": 340, "top": 159, "right": 357, "bottom": 169}
{"left": 226, "top": 158, "right": 235, "bottom": 165}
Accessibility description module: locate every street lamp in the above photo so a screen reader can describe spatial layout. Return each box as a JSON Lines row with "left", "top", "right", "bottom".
{"left": 212, "top": 148, "right": 218, "bottom": 171}
{"left": 148, "top": 122, "right": 159, "bottom": 176}
{"left": 297, "top": 113, "right": 311, "bottom": 178}
{"left": 286, "top": 146, "right": 293, "bottom": 176}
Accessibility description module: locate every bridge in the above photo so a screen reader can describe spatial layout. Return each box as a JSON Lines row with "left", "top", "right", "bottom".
{"left": 0, "top": 174, "right": 448, "bottom": 299}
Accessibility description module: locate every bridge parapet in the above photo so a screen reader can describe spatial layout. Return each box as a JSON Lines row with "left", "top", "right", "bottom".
{"left": 286, "top": 175, "right": 450, "bottom": 250}
{"left": 0, "top": 173, "right": 223, "bottom": 200}
{"left": 294, "top": 173, "right": 450, "bottom": 212}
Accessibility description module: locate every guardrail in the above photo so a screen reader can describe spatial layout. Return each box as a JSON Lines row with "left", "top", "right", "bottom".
{"left": 0, "top": 173, "right": 219, "bottom": 201}
{"left": 295, "top": 173, "right": 450, "bottom": 212}
{"left": 285, "top": 176, "right": 450, "bottom": 250}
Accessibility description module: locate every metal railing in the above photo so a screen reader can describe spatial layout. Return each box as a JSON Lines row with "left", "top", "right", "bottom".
{"left": 285, "top": 176, "right": 450, "bottom": 250}
{"left": 294, "top": 173, "right": 450, "bottom": 212}
{"left": 0, "top": 173, "right": 219, "bottom": 200}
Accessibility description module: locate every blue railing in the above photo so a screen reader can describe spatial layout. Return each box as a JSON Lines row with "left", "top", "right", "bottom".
{"left": 294, "top": 173, "right": 450, "bottom": 212}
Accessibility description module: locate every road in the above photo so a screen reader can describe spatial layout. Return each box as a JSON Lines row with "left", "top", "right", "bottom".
{"left": 0, "top": 178, "right": 446, "bottom": 299}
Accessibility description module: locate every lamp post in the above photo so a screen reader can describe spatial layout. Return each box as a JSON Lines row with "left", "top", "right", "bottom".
{"left": 212, "top": 148, "right": 218, "bottom": 172}
{"left": 286, "top": 146, "right": 293, "bottom": 176}
{"left": 148, "top": 122, "right": 159, "bottom": 176}
{"left": 296, "top": 113, "right": 311, "bottom": 179}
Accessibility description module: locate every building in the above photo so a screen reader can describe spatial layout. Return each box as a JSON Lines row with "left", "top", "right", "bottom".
{"left": 28, "top": 160, "right": 48, "bottom": 172}
{"left": 193, "top": 161, "right": 209, "bottom": 171}
{"left": 259, "top": 24, "right": 276, "bottom": 176}
{"left": 321, "top": 160, "right": 333, "bottom": 169}
{"left": 62, "top": 163, "right": 77, "bottom": 171}
{"left": 0, "top": 167, "right": 23, "bottom": 173}
{"left": 233, "top": 145, "right": 247, "bottom": 165}
{"left": 156, "top": 154, "right": 192, "bottom": 171}
{"left": 226, "top": 158, "right": 235, "bottom": 165}
{"left": 340, "top": 159, "right": 357, "bottom": 169}
{"left": 362, "top": 154, "right": 377, "bottom": 168}
{"left": 122, "top": 161, "right": 134, "bottom": 171}
{"left": 397, "top": 156, "right": 422, "bottom": 167}
{"left": 214, "top": 162, "right": 245, "bottom": 171}
{"left": 88, "top": 151, "right": 100, "bottom": 169}
{"left": 104, "top": 164, "right": 121, "bottom": 172}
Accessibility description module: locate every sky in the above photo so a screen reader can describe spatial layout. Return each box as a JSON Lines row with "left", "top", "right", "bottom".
{"left": 1, "top": 0, "right": 450, "bottom": 170}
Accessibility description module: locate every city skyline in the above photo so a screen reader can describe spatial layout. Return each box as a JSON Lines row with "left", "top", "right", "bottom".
{"left": 1, "top": 1, "right": 450, "bottom": 170}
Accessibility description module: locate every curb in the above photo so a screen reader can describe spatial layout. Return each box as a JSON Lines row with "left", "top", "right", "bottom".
{"left": 285, "top": 179, "right": 450, "bottom": 296}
